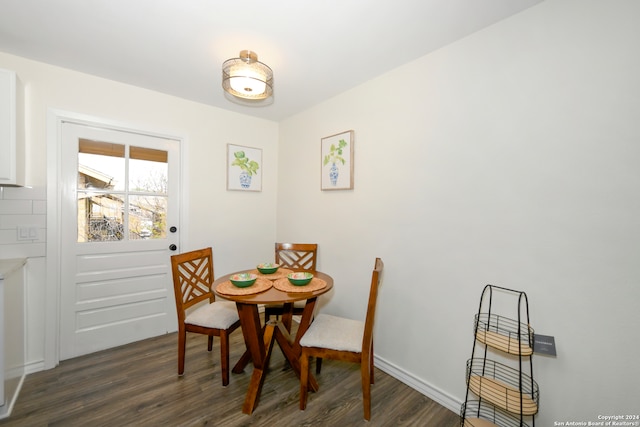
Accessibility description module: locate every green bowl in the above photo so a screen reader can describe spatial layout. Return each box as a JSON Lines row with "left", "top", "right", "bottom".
{"left": 230, "top": 273, "right": 257, "bottom": 288}
{"left": 287, "top": 272, "right": 314, "bottom": 286}
{"left": 256, "top": 263, "right": 280, "bottom": 275}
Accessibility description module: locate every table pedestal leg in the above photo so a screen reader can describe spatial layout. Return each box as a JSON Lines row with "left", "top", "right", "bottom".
{"left": 274, "top": 322, "right": 319, "bottom": 392}
{"left": 281, "top": 302, "right": 294, "bottom": 331}
{"left": 233, "top": 296, "right": 322, "bottom": 414}
{"left": 236, "top": 303, "right": 277, "bottom": 414}
{"left": 232, "top": 343, "right": 254, "bottom": 373}
{"left": 242, "top": 323, "right": 276, "bottom": 414}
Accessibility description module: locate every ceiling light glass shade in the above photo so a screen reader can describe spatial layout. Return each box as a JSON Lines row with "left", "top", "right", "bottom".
{"left": 222, "top": 50, "right": 273, "bottom": 101}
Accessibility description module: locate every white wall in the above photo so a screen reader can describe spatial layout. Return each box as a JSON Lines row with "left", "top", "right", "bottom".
{"left": 0, "top": 51, "right": 279, "bottom": 371}
{"left": 277, "top": 0, "right": 640, "bottom": 424}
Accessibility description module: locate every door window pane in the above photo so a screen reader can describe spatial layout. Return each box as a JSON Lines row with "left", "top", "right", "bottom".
{"left": 78, "top": 139, "right": 125, "bottom": 191}
{"left": 129, "top": 147, "right": 168, "bottom": 195}
{"left": 128, "top": 195, "right": 167, "bottom": 240}
{"left": 77, "top": 193, "right": 125, "bottom": 242}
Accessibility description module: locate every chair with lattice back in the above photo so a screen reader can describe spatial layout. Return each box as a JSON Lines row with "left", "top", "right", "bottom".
{"left": 171, "top": 247, "right": 241, "bottom": 386}
{"left": 264, "top": 243, "right": 318, "bottom": 324}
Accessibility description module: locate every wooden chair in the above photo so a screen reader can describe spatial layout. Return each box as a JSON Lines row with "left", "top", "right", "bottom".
{"left": 299, "top": 258, "right": 384, "bottom": 421}
{"left": 264, "top": 243, "right": 318, "bottom": 324}
{"left": 170, "top": 247, "right": 241, "bottom": 386}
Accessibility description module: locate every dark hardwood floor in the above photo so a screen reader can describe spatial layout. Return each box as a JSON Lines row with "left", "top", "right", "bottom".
{"left": 0, "top": 320, "right": 459, "bottom": 426}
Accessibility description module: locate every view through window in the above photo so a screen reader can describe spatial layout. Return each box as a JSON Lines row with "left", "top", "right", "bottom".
{"left": 77, "top": 139, "right": 168, "bottom": 242}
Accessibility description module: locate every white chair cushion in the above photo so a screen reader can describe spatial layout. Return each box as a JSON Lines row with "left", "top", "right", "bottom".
{"left": 185, "top": 301, "right": 239, "bottom": 329}
{"left": 300, "top": 313, "right": 363, "bottom": 353}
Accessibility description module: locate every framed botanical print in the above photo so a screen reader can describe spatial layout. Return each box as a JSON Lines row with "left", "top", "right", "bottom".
{"left": 227, "top": 144, "right": 262, "bottom": 191}
{"left": 321, "top": 130, "right": 354, "bottom": 190}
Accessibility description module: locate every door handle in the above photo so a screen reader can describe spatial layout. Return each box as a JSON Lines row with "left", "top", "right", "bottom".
{"left": 169, "top": 244, "right": 177, "bottom": 251}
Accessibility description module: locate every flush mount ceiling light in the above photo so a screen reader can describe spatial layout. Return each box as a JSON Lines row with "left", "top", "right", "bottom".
{"left": 222, "top": 50, "right": 273, "bottom": 102}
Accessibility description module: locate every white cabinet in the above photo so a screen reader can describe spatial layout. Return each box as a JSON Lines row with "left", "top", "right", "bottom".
{"left": 0, "top": 258, "right": 26, "bottom": 420}
{"left": 0, "top": 68, "right": 25, "bottom": 187}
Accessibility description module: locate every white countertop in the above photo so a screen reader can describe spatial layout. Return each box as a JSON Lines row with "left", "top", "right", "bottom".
{"left": 0, "top": 258, "right": 27, "bottom": 280}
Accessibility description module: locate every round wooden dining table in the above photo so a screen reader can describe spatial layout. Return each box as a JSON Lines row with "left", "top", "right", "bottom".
{"left": 213, "top": 269, "right": 333, "bottom": 415}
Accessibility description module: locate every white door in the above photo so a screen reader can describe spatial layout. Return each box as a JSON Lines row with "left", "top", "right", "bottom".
{"left": 59, "top": 122, "right": 180, "bottom": 360}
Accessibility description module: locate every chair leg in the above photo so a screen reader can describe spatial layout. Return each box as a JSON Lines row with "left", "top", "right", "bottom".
{"left": 300, "top": 350, "right": 310, "bottom": 410}
{"left": 315, "top": 357, "right": 323, "bottom": 374}
{"left": 207, "top": 335, "right": 214, "bottom": 351}
{"left": 178, "top": 329, "right": 186, "bottom": 375}
{"left": 220, "top": 331, "right": 230, "bottom": 386}
{"left": 361, "top": 361, "right": 372, "bottom": 421}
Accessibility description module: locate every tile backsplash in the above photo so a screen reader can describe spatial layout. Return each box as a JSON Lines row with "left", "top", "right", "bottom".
{"left": 0, "top": 185, "right": 46, "bottom": 259}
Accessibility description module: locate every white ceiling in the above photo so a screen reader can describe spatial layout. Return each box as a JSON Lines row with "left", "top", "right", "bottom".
{"left": 0, "top": 0, "right": 543, "bottom": 122}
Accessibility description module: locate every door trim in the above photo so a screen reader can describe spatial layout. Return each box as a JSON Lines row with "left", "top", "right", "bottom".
{"left": 46, "top": 109, "right": 188, "bottom": 369}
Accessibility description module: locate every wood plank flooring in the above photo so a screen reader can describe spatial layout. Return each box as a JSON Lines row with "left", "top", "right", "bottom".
{"left": 0, "top": 322, "right": 460, "bottom": 426}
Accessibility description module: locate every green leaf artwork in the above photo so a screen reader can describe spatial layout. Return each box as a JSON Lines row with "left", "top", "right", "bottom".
{"left": 232, "top": 151, "right": 260, "bottom": 176}
{"left": 323, "top": 139, "right": 348, "bottom": 166}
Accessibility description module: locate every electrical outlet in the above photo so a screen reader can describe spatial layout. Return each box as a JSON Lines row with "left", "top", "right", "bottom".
{"left": 17, "top": 226, "right": 38, "bottom": 241}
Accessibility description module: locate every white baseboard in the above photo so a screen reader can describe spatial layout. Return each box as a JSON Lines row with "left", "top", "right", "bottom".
{"left": 0, "top": 374, "right": 25, "bottom": 420}
{"left": 24, "top": 360, "right": 45, "bottom": 375}
{"left": 374, "top": 354, "right": 462, "bottom": 415}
